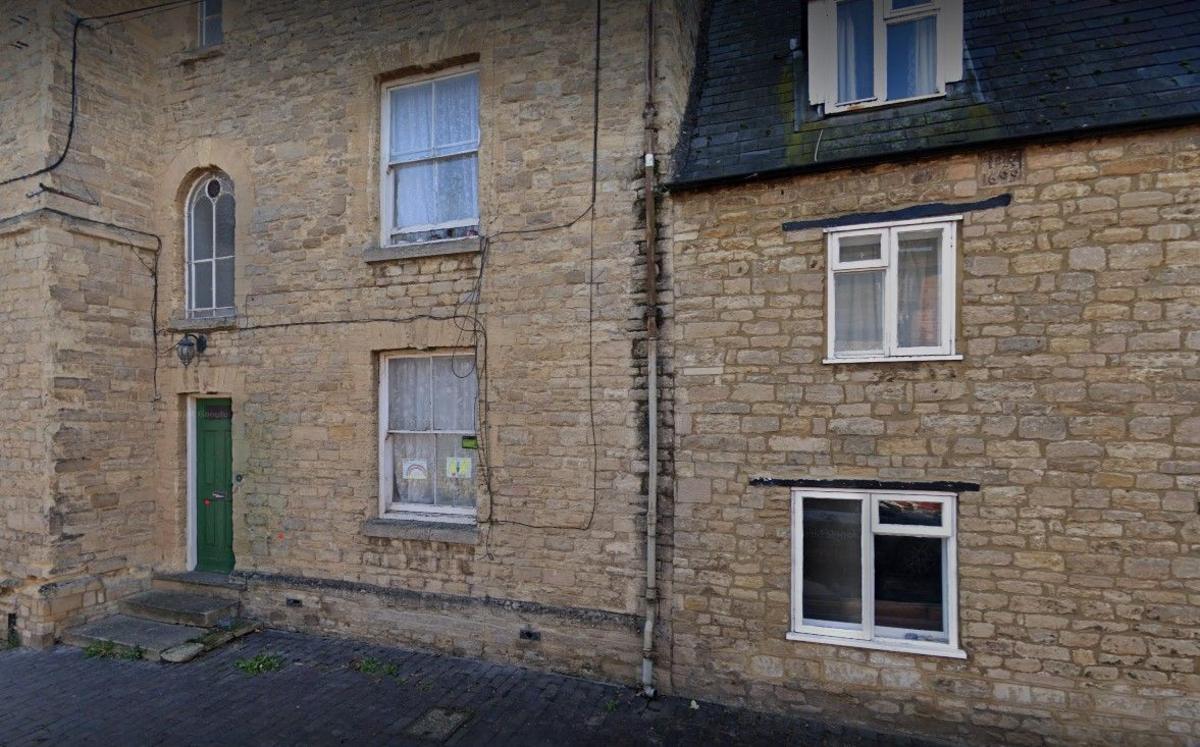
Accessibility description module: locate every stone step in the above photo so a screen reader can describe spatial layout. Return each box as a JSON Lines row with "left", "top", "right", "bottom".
{"left": 63, "top": 615, "right": 206, "bottom": 661}
{"left": 120, "top": 590, "right": 239, "bottom": 628}
{"left": 151, "top": 571, "right": 245, "bottom": 601}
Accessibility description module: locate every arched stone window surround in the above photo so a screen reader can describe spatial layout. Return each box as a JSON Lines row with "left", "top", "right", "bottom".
{"left": 185, "top": 171, "right": 236, "bottom": 319}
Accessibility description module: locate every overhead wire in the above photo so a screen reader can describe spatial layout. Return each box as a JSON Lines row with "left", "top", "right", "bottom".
{"left": 0, "top": 0, "right": 206, "bottom": 188}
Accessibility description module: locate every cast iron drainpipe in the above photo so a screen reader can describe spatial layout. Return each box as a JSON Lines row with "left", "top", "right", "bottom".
{"left": 641, "top": 0, "right": 660, "bottom": 699}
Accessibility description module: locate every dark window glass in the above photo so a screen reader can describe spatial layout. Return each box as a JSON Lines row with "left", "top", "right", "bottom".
{"left": 874, "top": 535, "right": 944, "bottom": 634}
{"left": 802, "top": 499, "right": 862, "bottom": 627}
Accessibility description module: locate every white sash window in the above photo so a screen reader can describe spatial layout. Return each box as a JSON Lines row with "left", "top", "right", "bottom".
{"left": 378, "top": 352, "right": 478, "bottom": 523}
{"left": 380, "top": 69, "right": 480, "bottom": 247}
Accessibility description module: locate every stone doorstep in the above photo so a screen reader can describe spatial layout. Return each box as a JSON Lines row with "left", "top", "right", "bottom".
{"left": 63, "top": 615, "right": 206, "bottom": 660}
{"left": 63, "top": 614, "right": 261, "bottom": 664}
{"left": 151, "top": 571, "right": 246, "bottom": 601}
{"left": 119, "top": 590, "right": 240, "bottom": 628}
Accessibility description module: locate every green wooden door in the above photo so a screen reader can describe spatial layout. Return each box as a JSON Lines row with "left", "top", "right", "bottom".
{"left": 196, "top": 398, "right": 234, "bottom": 572}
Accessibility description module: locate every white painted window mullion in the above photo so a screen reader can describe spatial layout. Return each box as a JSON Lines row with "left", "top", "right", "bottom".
{"left": 884, "top": 226, "right": 897, "bottom": 357}
{"left": 872, "top": 0, "right": 888, "bottom": 103}
{"left": 861, "top": 494, "right": 875, "bottom": 642}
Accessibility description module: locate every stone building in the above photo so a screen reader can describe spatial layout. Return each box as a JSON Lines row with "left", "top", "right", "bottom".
{"left": 0, "top": 0, "right": 1197, "bottom": 744}
{"left": 0, "top": 0, "right": 700, "bottom": 684}
{"left": 666, "top": 0, "right": 1200, "bottom": 744}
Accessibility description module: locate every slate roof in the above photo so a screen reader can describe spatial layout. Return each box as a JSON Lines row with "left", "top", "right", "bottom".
{"left": 670, "top": 0, "right": 1200, "bottom": 189}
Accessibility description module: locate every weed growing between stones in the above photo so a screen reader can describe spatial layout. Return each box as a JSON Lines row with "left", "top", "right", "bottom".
{"left": 83, "top": 641, "right": 143, "bottom": 660}
{"left": 349, "top": 656, "right": 400, "bottom": 678}
{"left": 235, "top": 653, "right": 283, "bottom": 675}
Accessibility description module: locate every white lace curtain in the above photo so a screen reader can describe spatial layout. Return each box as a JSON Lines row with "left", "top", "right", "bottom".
{"left": 388, "top": 72, "right": 479, "bottom": 233}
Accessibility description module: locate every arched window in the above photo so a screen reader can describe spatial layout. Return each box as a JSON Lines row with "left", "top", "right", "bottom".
{"left": 186, "top": 172, "right": 235, "bottom": 318}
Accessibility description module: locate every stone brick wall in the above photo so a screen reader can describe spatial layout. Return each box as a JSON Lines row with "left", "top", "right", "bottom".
{"left": 44, "top": 218, "right": 160, "bottom": 628}
{"left": 0, "top": 1, "right": 52, "bottom": 209}
{"left": 0, "top": 212, "right": 159, "bottom": 647}
{"left": 0, "top": 219, "right": 54, "bottom": 644}
{"left": 667, "top": 125, "right": 1200, "bottom": 744}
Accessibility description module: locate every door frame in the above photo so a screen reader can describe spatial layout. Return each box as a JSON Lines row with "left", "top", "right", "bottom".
{"left": 186, "top": 396, "right": 198, "bottom": 571}
{"left": 186, "top": 395, "right": 234, "bottom": 571}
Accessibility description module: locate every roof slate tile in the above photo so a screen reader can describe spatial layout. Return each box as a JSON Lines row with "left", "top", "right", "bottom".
{"left": 672, "top": 0, "right": 1200, "bottom": 188}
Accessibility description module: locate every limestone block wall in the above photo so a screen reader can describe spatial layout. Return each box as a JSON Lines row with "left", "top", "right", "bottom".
{"left": 0, "top": 0, "right": 52, "bottom": 209}
{"left": 0, "top": 213, "right": 159, "bottom": 646}
{"left": 34, "top": 0, "right": 167, "bottom": 233}
{"left": 43, "top": 218, "right": 160, "bottom": 620}
{"left": 668, "top": 126, "right": 1200, "bottom": 744}
{"left": 0, "top": 219, "right": 54, "bottom": 645}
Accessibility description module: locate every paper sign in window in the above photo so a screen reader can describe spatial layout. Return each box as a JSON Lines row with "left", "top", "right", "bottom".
{"left": 401, "top": 459, "right": 428, "bottom": 481}
{"left": 445, "top": 457, "right": 472, "bottom": 479}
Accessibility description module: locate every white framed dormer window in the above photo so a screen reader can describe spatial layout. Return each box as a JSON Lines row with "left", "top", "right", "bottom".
{"left": 185, "top": 172, "right": 235, "bottom": 319}
{"left": 825, "top": 216, "right": 959, "bottom": 363}
{"left": 197, "top": 0, "right": 223, "bottom": 48}
{"left": 378, "top": 351, "right": 478, "bottom": 524}
{"left": 789, "top": 488, "right": 964, "bottom": 658}
{"left": 380, "top": 69, "right": 480, "bottom": 247}
{"left": 807, "top": 0, "right": 963, "bottom": 113}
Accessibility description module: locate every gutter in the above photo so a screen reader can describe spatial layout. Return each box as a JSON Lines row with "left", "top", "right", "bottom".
{"left": 664, "top": 111, "right": 1200, "bottom": 193}
{"left": 640, "top": 0, "right": 660, "bottom": 699}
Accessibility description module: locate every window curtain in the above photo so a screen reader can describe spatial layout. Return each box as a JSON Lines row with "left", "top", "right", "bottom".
{"left": 897, "top": 235, "right": 940, "bottom": 347}
{"left": 887, "top": 15, "right": 937, "bottom": 99}
{"left": 837, "top": 0, "right": 874, "bottom": 102}
{"left": 389, "top": 73, "right": 479, "bottom": 234}
{"left": 387, "top": 356, "right": 478, "bottom": 509}
{"left": 834, "top": 270, "right": 884, "bottom": 353}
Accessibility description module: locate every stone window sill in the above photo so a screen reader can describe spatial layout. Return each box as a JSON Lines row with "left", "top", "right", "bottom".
{"left": 178, "top": 46, "right": 224, "bottom": 65}
{"left": 169, "top": 313, "right": 238, "bottom": 333}
{"left": 362, "top": 518, "right": 479, "bottom": 545}
{"left": 787, "top": 631, "right": 966, "bottom": 659}
{"left": 364, "top": 236, "right": 482, "bottom": 263}
{"left": 823, "top": 354, "right": 963, "bottom": 365}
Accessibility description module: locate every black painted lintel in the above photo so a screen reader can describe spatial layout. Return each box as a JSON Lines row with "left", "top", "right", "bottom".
{"left": 782, "top": 194, "right": 1012, "bottom": 232}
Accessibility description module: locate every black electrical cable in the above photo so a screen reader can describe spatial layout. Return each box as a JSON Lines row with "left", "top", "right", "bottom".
{"left": 476, "top": 0, "right": 603, "bottom": 534}
{"left": 1, "top": 207, "right": 163, "bottom": 401}
{"left": 0, "top": 0, "right": 205, "bottom": 188}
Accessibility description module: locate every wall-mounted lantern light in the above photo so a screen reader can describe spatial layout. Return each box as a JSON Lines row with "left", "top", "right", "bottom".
{"left": 176, "top": 333, "right": 207, "bottom": 367}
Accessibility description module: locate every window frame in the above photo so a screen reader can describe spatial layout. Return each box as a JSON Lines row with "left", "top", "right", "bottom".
{"left": 806, "top": 0, "right": 963, "bottom": 114}
{"left": 789, "top": 488, "right": 964, "bottom": 658}
{"left": 377, "top": 350, "right": 479, "bottom": 525}
{"left": 184, "top": 173, "right": 236, "bottom": 320}
{"left": 824, "top": 216, "right": 960, "bottom": 364}
{"left": 378, "top": 67, "right": 481, "bottom": 249}
{"left": 197, "top": 0, "right": 223, "bottom": 49}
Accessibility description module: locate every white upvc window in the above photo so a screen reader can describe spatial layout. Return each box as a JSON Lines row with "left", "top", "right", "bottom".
{"left": 807, "top": 0, "right": 963, "bottom": 113}
{"left": 378, "top": 351, "right": 478, "bottom": 524}
{"left": 197, "top": 0, "right": 223, "bottom": 48}
{"left": 185, "top": 172, "right": 235, "bottom": 319}
{"left": 380, "top": 69, "right": 480, "bottom": 247}
{"left": 789, "top": 488, "right": 963, "bottom": 658}
{"left": 825, "top": 217, "right": 958, "bottom": 363}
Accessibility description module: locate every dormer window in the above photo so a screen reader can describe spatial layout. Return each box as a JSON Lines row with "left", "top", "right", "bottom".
{"left": 807, "top": 0, "right": 963, "bottom": 113}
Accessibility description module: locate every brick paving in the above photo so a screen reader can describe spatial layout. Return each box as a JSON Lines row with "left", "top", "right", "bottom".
{"left": 0, "top": 630, "right": 936, "bottom": 746}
